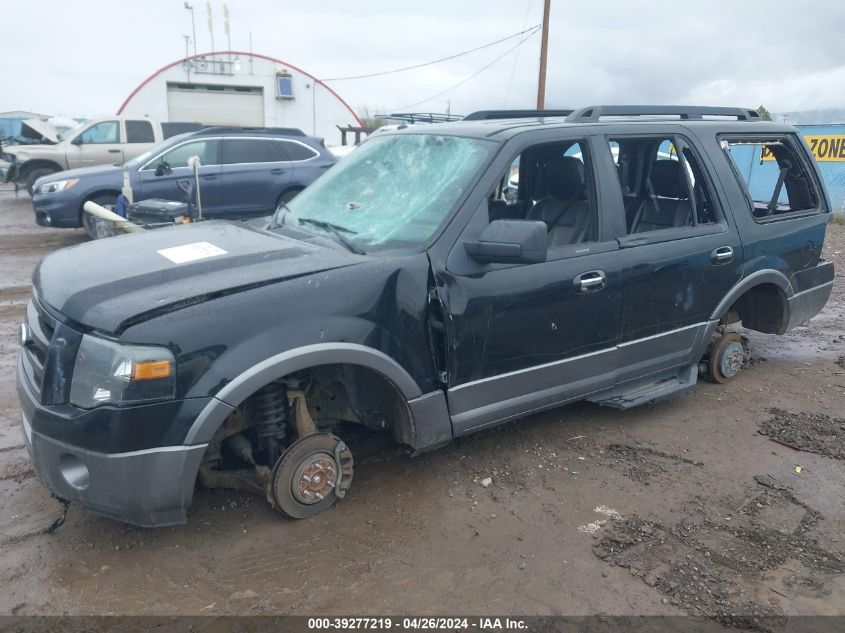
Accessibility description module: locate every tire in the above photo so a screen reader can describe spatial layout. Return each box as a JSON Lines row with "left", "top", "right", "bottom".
{"left": 25, "top": 168, "right": 57, "bottom": 196}
{"left": 275, "top": 187, "right": 303, "bottom": 212}
{"left": 269, "top": 433, "right": 354, "bottom": 519}
{"left": 82, "top": 194, "right": 118, "bottom": 240}
{"left": 706, "top": 332, "right": 748, "bottom": 384}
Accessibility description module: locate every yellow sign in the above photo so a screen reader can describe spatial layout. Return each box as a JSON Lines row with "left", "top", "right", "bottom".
{"left": 761, "top": 135, "right": 845, "bottom": 162}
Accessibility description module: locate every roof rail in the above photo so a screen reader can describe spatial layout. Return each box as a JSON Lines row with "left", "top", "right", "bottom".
{"left": 463, "top": 109, "right": 574, "bottom": 121}
{"left": 376, "top": 113, "right": 463, "bottom": 124}
{"left": 565, "top": 105, "right": 762, "bottom": 122}
{"left": 192, "top": 126, "right": 306, "bottom": 137}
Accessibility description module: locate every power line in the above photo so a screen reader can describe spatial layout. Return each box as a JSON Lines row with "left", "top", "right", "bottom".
{"left": 393, "top": 27, "right": 541, "bottom": 111}
{"left": 322, "top": 25, "right": 540, "bottom": 82}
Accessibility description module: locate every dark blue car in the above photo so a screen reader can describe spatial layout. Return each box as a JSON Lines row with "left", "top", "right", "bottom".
{"left": 31, "top": 127, "right": 336, "bottom": 238}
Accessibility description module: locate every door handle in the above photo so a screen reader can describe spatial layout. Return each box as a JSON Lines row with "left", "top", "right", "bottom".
{"left": 711, "top": 246, "right": 734, "bottom": 265}
{"left": 108, "top": 149, "right": 121, "bottom": 153}
{"left": 201, "top": 175, "right": 218, "bottom": 180}
{"left": 271, "top": 168, "right": 285, "bottom": 175}
{"left": 574, "top": 270, "right": 607, "bottom": 292}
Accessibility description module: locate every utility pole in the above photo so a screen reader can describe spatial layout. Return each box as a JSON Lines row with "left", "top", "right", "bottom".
{"left": 536, "top": 0, "right": 551, "bottom": 110}
{"left": 207, "top": 1, "right": 215, "bottom": 54}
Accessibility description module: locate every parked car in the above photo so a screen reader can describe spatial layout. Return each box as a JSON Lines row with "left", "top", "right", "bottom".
{"left": 18, "top": 106, "right": 834, "bottom": 527}
{"left": 0, "top": 116, "right": 205, "bottom": 194}
{"left": 29, "top": 127, "right": 335, "bottom": 238}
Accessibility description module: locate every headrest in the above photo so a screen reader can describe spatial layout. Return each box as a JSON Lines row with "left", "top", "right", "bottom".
{"left": 649, "top": 160, "right": 687, "bottom": 199}
{"left": 543, "top": 155, "right": 585, "bottom": 199}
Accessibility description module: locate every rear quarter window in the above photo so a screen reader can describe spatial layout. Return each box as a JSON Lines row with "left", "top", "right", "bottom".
{"left": 721, "top": 135, "right": 825, "bottom": 220}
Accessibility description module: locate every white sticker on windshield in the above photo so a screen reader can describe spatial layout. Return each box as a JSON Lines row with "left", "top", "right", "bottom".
{"left": 158, "top": 242, "right": 228, "bottom": 264}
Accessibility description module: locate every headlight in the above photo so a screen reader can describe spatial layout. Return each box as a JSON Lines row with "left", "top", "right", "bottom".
{"left": 69, "top": 335, "right": 175, "bottom": 409}
{"left": 37, "top": 178, "right": 78, "bottom": 195}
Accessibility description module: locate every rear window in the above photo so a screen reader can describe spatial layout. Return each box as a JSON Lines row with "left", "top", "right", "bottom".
{"left": 278, "top": 140, "right": 318, "bottom": 161}
{"left": 126, "top": 120, "right": 155, "bottom": 143}
{"left": 223, "top": 139, "right": 284, "bottom": 164}
{"left": 721, "top": 136, "right": 823, "bottom": 219}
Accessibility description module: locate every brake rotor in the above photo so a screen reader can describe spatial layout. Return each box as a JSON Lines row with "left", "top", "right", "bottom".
{"left": 269, "top": 433, "right": 353, "bottom": 519}
{"left": 707, "top": 332, "right": 749, "bottom": 384}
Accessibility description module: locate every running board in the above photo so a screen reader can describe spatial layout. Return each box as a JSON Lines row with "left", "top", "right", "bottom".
{"left": 587, "top": 365, "right": 697, "bottom": 409}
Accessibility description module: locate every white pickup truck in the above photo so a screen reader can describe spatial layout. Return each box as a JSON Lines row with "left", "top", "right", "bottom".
{"left": 0, "top": 116, "right": 202, "bottom": 194}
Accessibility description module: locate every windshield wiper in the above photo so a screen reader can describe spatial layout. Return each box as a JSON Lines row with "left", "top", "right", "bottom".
{"left": 297, "top": 217, "right": 365, "bottom": 254}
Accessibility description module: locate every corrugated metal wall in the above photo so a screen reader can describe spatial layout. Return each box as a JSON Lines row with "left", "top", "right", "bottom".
{"left": 797, "top": 124, "right": 845, "bottom": 213}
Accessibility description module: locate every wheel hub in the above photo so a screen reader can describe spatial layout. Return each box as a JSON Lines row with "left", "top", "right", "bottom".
{"left": 292, "top": 452, "right": 337, "bottom": 504}
{"left": 719, "top": 340, "right": 746, "bottom": 378}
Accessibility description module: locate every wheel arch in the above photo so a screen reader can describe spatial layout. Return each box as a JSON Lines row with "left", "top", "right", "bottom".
{"left": 17, "top": 159, "right": 63, "bottom": 181}
{"left": 711, "top": 269, "right": 793, "bottom": 335}
{"left": 184, "top": 343, "right": 424, "bottom": 446}
{"left": 77, "top": 189, "right": 121, "bottom": 223}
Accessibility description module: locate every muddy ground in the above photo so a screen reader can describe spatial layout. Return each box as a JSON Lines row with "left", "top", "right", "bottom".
{"left": 0, "top": 184, "right": 843, "bottom": 625}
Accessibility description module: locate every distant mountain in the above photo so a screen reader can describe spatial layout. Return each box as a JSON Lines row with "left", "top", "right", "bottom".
{"left": 774, "top": 109, "right": 845, "bottom": 125}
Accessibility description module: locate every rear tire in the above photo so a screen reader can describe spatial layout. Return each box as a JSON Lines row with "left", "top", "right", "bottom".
{"left": 275, "top": 188, "right": 303, "bottom": 212}
{"left": 82, "top": 194, "right": 118, "bottom": 240}
{"left": 25, "top": 168, "right": 57, "bottom": 196}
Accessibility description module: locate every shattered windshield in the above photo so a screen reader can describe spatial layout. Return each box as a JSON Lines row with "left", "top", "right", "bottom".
{"left": 274, "top": 133, "right": 493, "bottom": 253}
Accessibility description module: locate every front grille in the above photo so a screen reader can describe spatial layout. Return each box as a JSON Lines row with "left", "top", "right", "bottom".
{"left": 20, "top": 296, "right": 79, "bottom": 405}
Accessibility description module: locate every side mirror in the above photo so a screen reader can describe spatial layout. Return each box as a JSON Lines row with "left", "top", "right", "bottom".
{"left": 71, "top": 136, "right": 83, "bottom": 146}
{"left": 464, "top": 219, "right": 548, "bottom": 264}
{"left": 155, "top": 161, "right": 172, "bottom": 177}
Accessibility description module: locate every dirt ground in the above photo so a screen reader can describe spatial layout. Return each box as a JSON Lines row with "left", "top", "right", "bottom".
{"left": 0, "top": 184, "right": 843, "bottom": 625}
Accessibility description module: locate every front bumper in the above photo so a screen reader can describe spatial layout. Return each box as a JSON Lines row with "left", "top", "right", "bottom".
{"left": 17, "top": 352, "right": 210, "bottom": 527}
{"left": 32, "top": 192, "right": 82, "bottom": 228}
{"left": 21, "top": 411, "right": 206, "bottom": 528}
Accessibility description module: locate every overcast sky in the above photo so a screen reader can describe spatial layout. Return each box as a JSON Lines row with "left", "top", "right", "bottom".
{"left": 5, "top": 0, "right": 845, "bottom": 119}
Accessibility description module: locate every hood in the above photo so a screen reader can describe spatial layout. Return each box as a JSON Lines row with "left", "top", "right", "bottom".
{"left": 34, "top": 221, "right": 364, "bottom": 334}
{"left": 20, "top": 118, "right": 60, "bottom": 144}
{"left": 39, "top": 163, "right": 122, "bottom": 182}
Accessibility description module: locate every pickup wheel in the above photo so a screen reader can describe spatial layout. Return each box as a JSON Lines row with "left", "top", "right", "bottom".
{"left": 706, "top": 332, "right": 749, "bottom": 384}
{"left": 25, "top": 167, "right": 58, "bottom": 196}
{"left": 269, "top": 433, "right": 354, "bottom": 519}
{"left": 82, "top": 193, "right": 118, "bottom": 239}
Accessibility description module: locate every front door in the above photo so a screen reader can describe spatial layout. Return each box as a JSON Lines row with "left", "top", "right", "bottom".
{"left": 66, "top": 120, "right": 124, "bottom": 169}
{"left": 133, "top": 138, "right": 223, "bottom": 214}
{"left": 437, "top": 136, "right": 624, "bottom": 435}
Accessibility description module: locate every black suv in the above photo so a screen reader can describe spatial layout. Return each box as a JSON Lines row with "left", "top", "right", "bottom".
{"left": 17, "top": 106, "right": 835, "bottom": 526}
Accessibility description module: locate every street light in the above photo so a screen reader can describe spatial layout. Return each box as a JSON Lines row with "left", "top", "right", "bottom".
{"left": 184, "top": 2, "right": 197, "bottom": 56}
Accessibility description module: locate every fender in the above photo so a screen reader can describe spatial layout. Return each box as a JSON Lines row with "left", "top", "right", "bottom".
{"left": 184, "top": 342, "right": 424, "bottom": 444}
{"left": 709, "top": 269, "right": 794, "bottom": 321}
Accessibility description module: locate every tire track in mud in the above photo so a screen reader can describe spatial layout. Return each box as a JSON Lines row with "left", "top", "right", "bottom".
{"left": 593, "top": 483, "right": 845, "bottom": 630}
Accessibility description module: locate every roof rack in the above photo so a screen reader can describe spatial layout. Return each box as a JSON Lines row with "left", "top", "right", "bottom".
{"left": 565, "top": 105, "right": 762, "bottom": 123}
{"left": 376, "top": 113, "right": 463, "bottom": 124}
{"left": 463, "top": 109, "right": 574, "bottom": 121}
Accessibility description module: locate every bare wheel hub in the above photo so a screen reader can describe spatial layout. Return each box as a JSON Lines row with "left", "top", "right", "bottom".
{"left": 719, "top": 340, "right": 746, "bottom": 378}
{"left": 292, "top": 453, "right": 337, "bottom": 504}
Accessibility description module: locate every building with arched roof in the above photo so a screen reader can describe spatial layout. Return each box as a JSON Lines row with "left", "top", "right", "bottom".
{"left": 117, "top": 51, "right": 361, "bottom": 147}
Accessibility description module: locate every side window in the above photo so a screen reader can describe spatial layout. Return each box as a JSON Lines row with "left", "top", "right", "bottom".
{"left": 721, "top": 136, "right": 821, "bottom": 218}
{"left": 126, "top": 120, "right": 155, "bottom": 144}
{"left": 144, "top": 140, "right": 219, "bottom": 170}
{"left": 486, "top": 139, "right": 597, "bottom": 249}
{"left": 608, "top": 135, "right": 719, "bottom": 234}
{"left": 222, "top": 139, "right": 284, "bottom": 164}
{"left": 78, "top": 121, "right": 119, "bottom": 144}
{"left": 278, "top": 140, "right": 318, "bottom": 161}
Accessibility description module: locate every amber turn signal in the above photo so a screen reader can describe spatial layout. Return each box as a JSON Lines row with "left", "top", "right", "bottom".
{"left": 132, "top": 360, "right": 173, "bottom": 381}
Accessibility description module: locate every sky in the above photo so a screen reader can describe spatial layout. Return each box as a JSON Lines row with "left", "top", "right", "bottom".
{"left": 4, "top": 0, "right": 845, "bottom": 119}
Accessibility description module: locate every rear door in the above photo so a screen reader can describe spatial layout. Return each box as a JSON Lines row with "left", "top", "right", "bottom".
{"left": 133, "top": 138, "right": 223, "bottom": 213}
{"left": 66, "top": 120, "right": 123, "bottom": 168}
{"left": 219, "top": 138, "right": 294, "bottom": 216}
{"left": 603, "top": 132, "right": 744, "bottom": 384}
